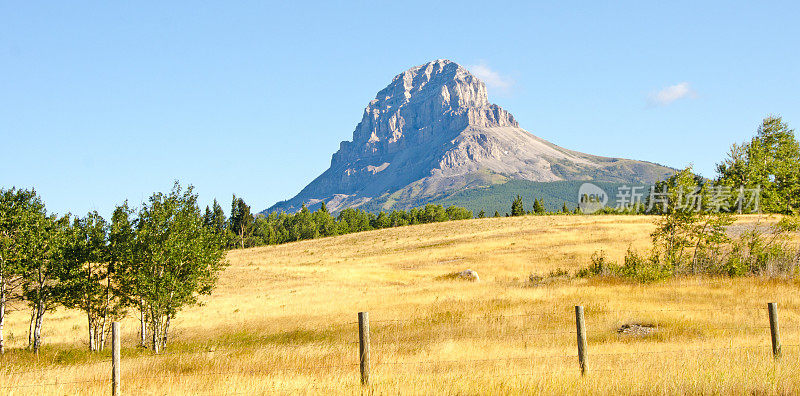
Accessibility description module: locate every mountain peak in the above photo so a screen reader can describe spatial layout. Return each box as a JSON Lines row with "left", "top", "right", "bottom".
{"left": 376, "top": 59, "right": 491, "bottom": 112}
{"left": 265, "top": 61, "right": 674, "bottom": 214}
{"left": 337, "top": 60, "right": 518, "bottom": 168}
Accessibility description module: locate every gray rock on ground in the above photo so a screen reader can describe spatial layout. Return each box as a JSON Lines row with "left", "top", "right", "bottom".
{"left": 458, "top": 269, "right": 479, "bottom": 282}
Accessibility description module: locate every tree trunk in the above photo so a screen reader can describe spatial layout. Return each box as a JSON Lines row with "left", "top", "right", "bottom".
{"left": 32, "top": 302, "right": 44, "bottom": 352}
{"left": 99, "top": 274, "right": 111, "bottom": 351}
{"left": 691, "top": 228, "right": 705, "bottom": 275}
{"left": 99, "top": 317, "right": 107, "bottom": 351}
{"left": 162, "top": 316, "right": 171, "bottom": 350}
{"left": 27, "top": 308, "right": 35, "bottom": 349}
{"left": 151, "top": 315, "right": 160, "bottom": 354}
{"left": 139, "top": 300, "right": 147, "bottom": 348}
{"left": 87, "top": 314, "right": 96, "bottom": 351}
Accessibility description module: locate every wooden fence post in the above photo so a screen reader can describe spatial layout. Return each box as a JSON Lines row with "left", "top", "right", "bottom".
{"left": 112, "top": 322, "right": 121, "bottom": 396}
{"left": 358, "top": 312, "right": 370, "bottom": 385}
{"left": 768, "top": 302, "right": 781, "bottom": 359}
{"left": 575, "top": 305, "right": 587, "bottom": 376}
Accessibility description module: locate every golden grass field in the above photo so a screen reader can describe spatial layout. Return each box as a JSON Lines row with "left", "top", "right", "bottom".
{"left": 1, "top": 214, "right": 800, "bottom": 395}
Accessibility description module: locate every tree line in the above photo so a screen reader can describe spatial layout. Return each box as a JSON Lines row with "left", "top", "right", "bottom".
{"left": 0, "top": 183, "right": 226, "bottom": 354}
{"left": 213, "top": 198, "right": 474, "bottom": 250}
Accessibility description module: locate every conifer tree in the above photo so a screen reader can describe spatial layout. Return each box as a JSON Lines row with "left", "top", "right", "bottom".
{"left": 229, "top": 195, "right": 253, "bottom": 249}
{"left": 511, "top": 195, "right": 525, "bottom": 216}
{"left": 533, "top": 198, "right": 546, "bottom": 214}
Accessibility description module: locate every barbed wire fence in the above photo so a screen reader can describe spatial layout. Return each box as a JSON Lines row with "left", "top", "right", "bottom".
{"left": 0, "top": 303, "right": 797, "bottom": 394}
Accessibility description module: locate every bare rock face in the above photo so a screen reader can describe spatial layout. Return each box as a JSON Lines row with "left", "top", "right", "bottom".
{"left": 267, "top": 60, "right": 674, "bottom": 214}
{"left": 335, "top": 59, "right": 517, "bottom": 165}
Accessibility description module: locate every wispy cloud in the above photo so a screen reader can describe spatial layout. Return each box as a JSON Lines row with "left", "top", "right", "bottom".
{"left": 648, "top": 82, "right": 696, "bottom": 106}
{"left": 467, "top": 61, "right": 513, "bottom": 92}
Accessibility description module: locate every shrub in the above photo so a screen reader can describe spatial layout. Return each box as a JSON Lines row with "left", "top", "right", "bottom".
{"left": 529, "top": 267, "right": 571, "bottom": 286}
{"left": 618, "top": 248, "right": 672, "bottom": 283}
{"left": 577, "top": 251, "right": 616, "bottom": 278}
{"left": 724, "top": 227, "right": 799, "bottom": 277}
{"left": 577, "top": 248, "right": 672, "bottom": 283}
{"left": 776, "top": 215, "right": 800, "bottom": 232}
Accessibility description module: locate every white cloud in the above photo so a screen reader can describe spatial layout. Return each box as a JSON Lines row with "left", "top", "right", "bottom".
{"left": 467, "top": 62, "right": 513, "bottom": 92}
{"left": 648, "top": 82, "right": 696, "bottom": 106}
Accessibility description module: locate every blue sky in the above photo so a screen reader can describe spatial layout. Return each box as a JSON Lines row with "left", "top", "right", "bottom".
{"left": 2, "top": 1, "right": 798, "bottom": 217}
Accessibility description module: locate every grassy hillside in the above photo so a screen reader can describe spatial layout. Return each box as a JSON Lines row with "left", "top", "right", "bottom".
{"left": 1, "top": 215, "right": 799, "bottom": 394}
{"left": 279, "top": 180, "right": 639, "bottom": 215}
{"left": 428, "top": 180, "right": 629, "bottom": 214}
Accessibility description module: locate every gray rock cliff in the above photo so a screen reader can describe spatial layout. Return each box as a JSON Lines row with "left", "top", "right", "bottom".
{"left": 267, "top": 60, "right": 674, "bottom": 213}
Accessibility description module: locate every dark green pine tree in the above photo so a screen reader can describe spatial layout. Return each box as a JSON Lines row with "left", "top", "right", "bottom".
{"left": 229, "top": 195, "right": 254, "bottom": 249}
{"left": 478, "top": 210, "right": 486, "bottom": 218}
{"left": 211, "top": 199, "right": 226, "bottom": 233}
{"left": 511, "top": 195, "right": 525, "bottom": 216}
{"left": 561, "top": 202, "right": 570, "bottom": 214}
{"left": 533, "top": 198, "right": 546, "bottom": 214}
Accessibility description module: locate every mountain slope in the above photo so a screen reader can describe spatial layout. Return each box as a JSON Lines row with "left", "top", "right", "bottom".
{"left": 266, "top": 59, "right": 674, "bottom": 214}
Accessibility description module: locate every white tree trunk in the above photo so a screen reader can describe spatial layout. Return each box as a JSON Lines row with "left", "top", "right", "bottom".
{"left": 88, "top": 315, "right": 96, "bottom": 351}
{"left": 139, "top": 301, "right": 147, "bottom": 348}
{"left": 151, "top": 315, "right": 160, "bottom": 354}
{"left": 99, "top": 317, "right": 107, "bottom": 351}
{"left": 99, "top": 275, "right": 111, "bottom": 351}
{"left": 27, "top": 308, "right": 35, "bottom": 349}
{"left": 162, "top": 316, "right": 171, "bottom": 349}
{"left": 32, "top": 302, "right": 44, "bottom": 352}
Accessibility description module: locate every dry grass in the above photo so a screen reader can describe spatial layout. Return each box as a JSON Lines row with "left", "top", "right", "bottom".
{"left": 1, "top": 214, "right": 799, "bottom": 394}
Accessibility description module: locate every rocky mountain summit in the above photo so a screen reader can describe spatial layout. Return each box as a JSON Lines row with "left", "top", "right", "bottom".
{"left": 267, "top": 60, "right": 674, "bottom": 213}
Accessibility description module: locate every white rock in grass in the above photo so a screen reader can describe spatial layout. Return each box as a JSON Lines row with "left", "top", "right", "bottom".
{"left": 458, "top": 269, "right": 479, "bottom": 282}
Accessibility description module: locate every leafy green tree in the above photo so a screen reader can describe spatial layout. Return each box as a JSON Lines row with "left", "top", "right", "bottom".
{"left": 106, "top": 202, "right": 148, "bottom": 347}
{"left": 372, "top": 211, "right": 391, "bottom": 229}
{"left": 134, "top": 183, "right": 227, "bottom": 353}
{"left": 0, "top": 188, "right": 44, "bottom": 354}
{"left": 651, "top": 167, "right": 733, "bottom": 273}
{"left": 62, "top": 211, "right": 124, "bottom": 351}
{"left": 21, "top": 211, "right": 70, "bottom": 352}
{"left": 478, "top": 210, "right": 486, "bottom": 218}
{"left": 292, "top": 205, "right": 318, "bottom": 240}
{"left": 445, "top": 206, "right": 473, "bottom": 220}
{"left": 511, "top": 195, "right": 525, "bottom": 216}
{"left": 337, "top": 208, "right": 372, "bottom": 234}
{"left": 717, "top": 116, "right": 800, "bottom": 213}
{"left": 389, "top": 210, "right": 409, "bottom": 227}
{"left": 313, "top": 204, "right": 337, "bottom": 237}
{"left": 251, "top": 215, "right": 275, "bottom": 245}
